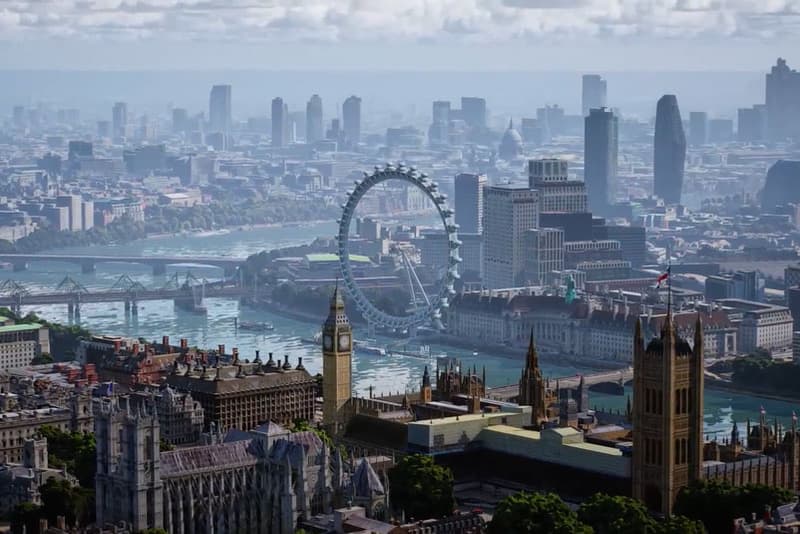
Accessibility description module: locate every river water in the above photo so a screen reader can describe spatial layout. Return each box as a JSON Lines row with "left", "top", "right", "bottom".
{"left": 5, "top": 221, "right": 799, "bottom": 437}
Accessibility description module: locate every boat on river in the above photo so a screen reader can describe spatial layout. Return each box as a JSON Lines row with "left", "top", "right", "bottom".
{"left": 238, "top": 321, "right": 274, "bottom": 332}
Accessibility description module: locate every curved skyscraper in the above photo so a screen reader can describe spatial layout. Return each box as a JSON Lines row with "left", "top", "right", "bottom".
{"left": 654, "top": 95, "right": 686, "bottom": 205}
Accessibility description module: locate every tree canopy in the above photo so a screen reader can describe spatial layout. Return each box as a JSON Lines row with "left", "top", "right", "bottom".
{"left": 674, "top": 479, "right": 793, "bottom": 534}
{"left": 388, "top": 454, "right": 455, "bottom": 520}
{"left": 36, "top": 425, "right": 96, "bottom": 488}
{"left": 488, "top": 492, "right": 592, "bottom": 534}
{"left": 577, "top": 493, "right": 658, "bottom": 534}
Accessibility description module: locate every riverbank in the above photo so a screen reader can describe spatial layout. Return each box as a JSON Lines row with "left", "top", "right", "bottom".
{"left": 705, "top": 378, "right": 800, "bottom": 406}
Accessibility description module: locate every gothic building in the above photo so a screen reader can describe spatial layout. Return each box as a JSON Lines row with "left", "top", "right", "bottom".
{"left": 322, "top": 285, "right": 352, "bottom": 435}
{"left": 631, "top": 313, "right": 704, "bottom": 515}
{"left": 94, "top": 397, "right": 349, "bottom": 534}
{"left": 518, "top": 331, "right": 547, "bottom": 427}
{"left": 435, "top": 359, "right": 485, "bottom": 400}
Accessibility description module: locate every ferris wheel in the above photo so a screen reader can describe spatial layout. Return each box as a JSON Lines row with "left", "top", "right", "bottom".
{"left": 336, "top": 163, "right": 461, "bottom": 331}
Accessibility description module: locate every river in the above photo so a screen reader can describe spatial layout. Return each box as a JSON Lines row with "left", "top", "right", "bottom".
{"left": 5, "top": 220, "right": 799, "bottom": 437}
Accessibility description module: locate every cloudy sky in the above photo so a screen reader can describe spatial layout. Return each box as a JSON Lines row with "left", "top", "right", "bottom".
{"left": 1, "top": 0, "right": 799, "bottom": 70}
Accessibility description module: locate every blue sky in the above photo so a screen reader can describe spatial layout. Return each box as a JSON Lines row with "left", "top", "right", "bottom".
{"left": 1, "top": 1, "right": 799, "bottom": 70}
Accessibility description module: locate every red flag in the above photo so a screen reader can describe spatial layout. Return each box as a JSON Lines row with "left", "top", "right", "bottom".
{"left": 656, "top": 268, "right": 670, "bottom": 288}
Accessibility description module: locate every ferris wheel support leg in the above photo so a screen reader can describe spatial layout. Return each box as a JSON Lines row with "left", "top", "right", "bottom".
{"left": 367, "top": 322, "right": 376, "bottom": 338}
{"left": 408, "top": 325, "right": 417, "bottom": 338}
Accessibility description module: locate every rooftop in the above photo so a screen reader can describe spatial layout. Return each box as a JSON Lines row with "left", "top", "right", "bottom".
{"left": 0, "top": 323, "right": 44, "bottom": 334}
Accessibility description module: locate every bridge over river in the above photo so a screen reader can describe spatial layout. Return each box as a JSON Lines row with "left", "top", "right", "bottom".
{"left": 0, "top": 253, "right": 246, "bottom": 275}
{"left": 487, "top": 367, "right": 635, "bottom": 401}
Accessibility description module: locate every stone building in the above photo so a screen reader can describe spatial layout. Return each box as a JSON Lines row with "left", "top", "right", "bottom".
{"left": 166, "top": 350, "right": 315, "bottom": 431}
{"left": 0, "top": 323, "right": 50, "bottom": 371}
{"left": 518, "top": 331, "right": 547, "bottom": 427}
{"left": 123, "top": 387, "right": 205, "bottom": 446}
{"left": 322, "top": 285, "right": 353, "bottom": 435}
{"left": 94, "top": 397, "right": 349, "bottom": 534}
{"left": 0, "top": 438, "right": 75, "bottom": 515}
{"left": 632, "top": 313, "right": 705, "bottom": 515}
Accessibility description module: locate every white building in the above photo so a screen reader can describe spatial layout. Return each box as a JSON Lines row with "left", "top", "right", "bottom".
{"left": 718, "top": 299, "right": 794, "bottom": 354}
{"left": 524, "top": 228, "right": 564, "bottom": 285}
{"left": 0, "top": 323, "right": 49, "bottom": 371}
{"left": 483, "top": 186, "right": 539, "bottom": 289}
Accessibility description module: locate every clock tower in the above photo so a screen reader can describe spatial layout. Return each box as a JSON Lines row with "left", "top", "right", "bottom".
{"left": 322, "top": 284, "right": 352, "bottom": 433}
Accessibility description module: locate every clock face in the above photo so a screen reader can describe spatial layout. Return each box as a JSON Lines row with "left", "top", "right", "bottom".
{"left": 338, "top": 334, "right": 351, "bottom": 350}
{"left": 323, "top": 335, "right": 333, "bottom": 350}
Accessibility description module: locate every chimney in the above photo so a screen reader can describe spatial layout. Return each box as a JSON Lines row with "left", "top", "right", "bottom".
{"left": 56, "top": 515, "right": 66, "bottom": 529}
{"left": 232, "top": 347, "right": 239, "bottom": 363}
{"left": 113, "top": 340, "right": 121, "bottom": 353}
{"left": 218, "top": 344, "right": 225, "bottom": 356}
{"left": 131, "top": 343, "right": 139, "bottom": 355}
{"left": 162, "top": 336, "right": 169, "bottom": 349}
{"left": 180, "top": 338, "right": 188, "bottom": 350}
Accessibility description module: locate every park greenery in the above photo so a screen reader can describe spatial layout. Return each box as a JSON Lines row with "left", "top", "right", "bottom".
{"left": 674, "top": 479, "right": 794, "bottom": 534}
{"left": 36, "top": 425, "right": 97, "bottom": 488}
{"left": 388, "top": 454, "right": 455, "bottom": 521}
{"left": 8, "top": 478, "right": 95, "bottom": 533}
{"left": 729, "top": 350, "right": 800, "bottom": 399}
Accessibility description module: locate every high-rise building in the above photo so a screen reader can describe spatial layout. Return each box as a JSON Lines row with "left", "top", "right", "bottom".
{"left": 581, "top": 74, "right": 607, "bottom": 117}
{"left": 322, "top": 287, "right": 352, "bottom": 435}
{"left": 524, "top": 228, "right": 564, "bottom": 285}
{"left": 632, "top": 315, "right": 704, "bottom": 515}
{"left": 653, "top": 95, "right": 686, "bottom": 205}
{"left": 305, "top": 94, "right": 323, "bottom": 144}
{"left": 688, "top": 112, "right": 707, "bottom": 146}
{"left": 584, "top": 108, "right": 618, "bottom": 214}
{"left": 56, "top": 194, "right": 83, "bottom": 232}
{"left": 537, "top": 104, "right": 565, "bottom": 140}
{"left": 172, "top": 108, "right": 189, "bottom": 134}
{"left": 342, "top": 96, "right": 361, "bottom": 149}
{"left": 12, "top": 105, "right": 25, "bottom": 128}
{"left": 208, "top": 84, "right": 232, "bottom": 134}
{"left": 429, "top": 100, "right": 451, "bottom": 146}
{"left": 271, "top": 97, "right": 289, "bottom": 148}
{"left": 738, "top": 105, "right": 768, "bottom": 142}
{"left": 528, "top": 159, "right": 587, "bottom": 214}
{"left": 483, "top": 186, "right": 539, "bottom": 289}
{"left": 766, "top": 58, "right": 800, "bottom": 141}
{"left": 454, "top": 173, "right": 487, "bottom": 235}
{"left": 112, "top": 102, "right": 127, "bottom": 138}
{"left": 461, "top": 97, "right": 487, "bottom": 130}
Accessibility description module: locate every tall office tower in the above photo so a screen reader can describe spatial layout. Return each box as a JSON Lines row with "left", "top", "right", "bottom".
{"left": 97, "top": 121, "right": 110, "bottom": 138}
{"left": 172, "top": 108, "right": 189, "bottom": 134}
{"left": 342, "top": 95, "right": 361, "bottom": 148}
{"left": 653, "top": 95, "right": 687, "bottom": 205}
{"left": 429, "top": 100, "right": 451, "bottom": 146}
{"left": 632, "top": 315, "right": 704, "bottom": 515}
{"left": 305, "top": 94, "right": 324, "bottom": 144}
{"left": 584, "top": 108, "right": 618, "bottom": 214}
{"left": 12, "top": 105, "right": 25, "bottom": 128}
{"left": 528, "top": 158, "right": 587, "bottom": 214}
{"left": 581, "top": 75, "right": 607, "bottom": 117}
{"left": 208, "top": 84, "right": 232, "bottom": 134}
{"left": 483, "top": 186, "right": 539, "bottom": 289}
{"left": 454, "top": 173, "right": 487, "bottom": 234}
{"left": 524, "top": 228, "right": 564, "bottom": 285}
{"left": 271, "top": 97, "right": 289, "bottom": 148}
{"left": 766, "top": 58, "right": 800, "bottom": 141}
{"left": 112, "top": 102, "right": 127, "bottom": 138}
{"left": 738, "top": 105, "right": 768, "bottom": 142}
{"left": 461, "top": 97, "right": 487, "bottom": 129}
{"left": 536, "top": 104, "right": 565, "bottom": 139}
{"left": 688, "top": 112, "right": 708, "bottom": 146}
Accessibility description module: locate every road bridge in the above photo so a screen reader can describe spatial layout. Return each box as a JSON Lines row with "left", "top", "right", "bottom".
{"left": 0, "top": 253, "right": 246, "bottom": 275}
{"left": 487, "top": 367, "right": 634, "bottom": 401}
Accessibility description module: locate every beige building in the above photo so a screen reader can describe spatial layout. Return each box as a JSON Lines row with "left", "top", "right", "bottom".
{"left": 483, "top": 186, "right": 539, "bottom": 289}
{"left": 0, "top": 323, "right": 50, "bottom": 371}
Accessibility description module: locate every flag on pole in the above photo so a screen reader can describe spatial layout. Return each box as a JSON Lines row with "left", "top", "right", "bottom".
{"left": 793, "top": 411, "right": 797, "bottom": 423}
{"left": 656, "top": 266, "right": 671, "bottom": 288}
{"left": 760, "top": 405, "right": 766, "bottom": 415}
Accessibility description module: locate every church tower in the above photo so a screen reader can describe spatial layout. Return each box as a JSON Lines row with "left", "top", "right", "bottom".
{"left": 322, "top": 285, "right": 352, "bottom": 434}
{"left": 518, "top": 330, "right": 547, "bottom": 427}
{"left": 420, "top": 365, "right": 432, "bottom": 403}
{"left": 632, "top": 314, "right": 704, "bottom": 515}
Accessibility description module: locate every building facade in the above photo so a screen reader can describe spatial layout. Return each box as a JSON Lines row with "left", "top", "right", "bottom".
{"left": 631, "top": 314, "right": 704, "bottom": 515}
{"left": 483, "top": 186, "right": 539, "bottom": 289}
{"left": 305, "top": 94, "right": 323, "bottom": 144}
{"left": 342, "top": 96, "right": 361, "bottom": 149}
{"left": 653, "top": 94, "right": 687, "bottom": 205}
{"left": 0, "top": 323, "right": 49, "bottom": 371}
{"left": 582, "top": 74, "right": 607, "bottom": 117}
{"left": 454, "top": 172, "right": 487, "bottom": 235}
{"left": 322, "top": 287, "right": 353, "bottom": 434}
{"left": 524, "top": 228, "right": 564, "bottom": 285}
{"left": 584, "top": 108, "right": 618, "bottom": 214}
{"left": 209, "top": 85, "right": 232, "bottom": 135}
{"left": 528, "top": 159, "right": 588, "bottom": 214}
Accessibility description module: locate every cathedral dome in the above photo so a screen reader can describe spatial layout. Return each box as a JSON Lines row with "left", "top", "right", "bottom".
{"left": 498, "top": 119, "right": 523, "bottom": 160}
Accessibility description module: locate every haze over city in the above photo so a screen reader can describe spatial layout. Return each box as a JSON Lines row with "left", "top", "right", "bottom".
{"left": 4, "top": 1, "right": 800, "bottom": 533}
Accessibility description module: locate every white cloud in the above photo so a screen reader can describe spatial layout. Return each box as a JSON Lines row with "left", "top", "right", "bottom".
{"left": 1, "top": 0, "right": 799, "bottom": 42}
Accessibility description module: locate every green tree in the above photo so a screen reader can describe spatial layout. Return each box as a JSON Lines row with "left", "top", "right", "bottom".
{"left": 9, "top": 502, "right": 42, "bottom": 534}
{"left": 660, "top": 515, "right": 706, "bottom": 534}
{"left": 39, "top": 478, "right": 94, "bottom": 527}
{"left": 159, "top": 438, "right": 175, "bottom": 452}
{"left": 139, "top": 529, "right": 169, "bottom": 534}
{"left": 36, "top": 425, "right": 96, "bottom": 488}
{"left": 388, "top": 454, "right": 455, "bottom": 520}
{"left": 578, "top": 493, "right": 658, "bottom": 534}
{"left": 488, "top": 492, "right": 592, "bottom": 534}
{"left": 674, "top": 479, "right": 792, "bottom": 534}
{"left": 31, "top": 352, "right": 54, "bottom": 365}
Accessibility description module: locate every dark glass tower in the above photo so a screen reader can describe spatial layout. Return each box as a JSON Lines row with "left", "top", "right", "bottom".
{"left": 584, "top": 107, "right": 618, "bottom": 214}
{"left": 654, "top": 95, "right": 686, "bottom": 205}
